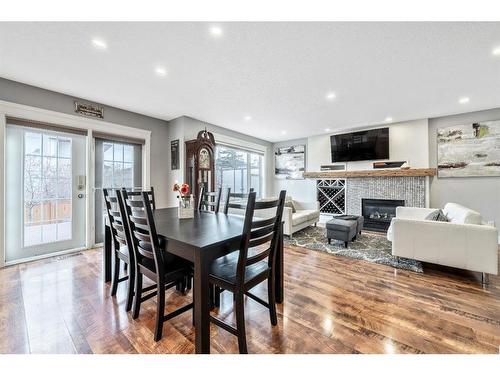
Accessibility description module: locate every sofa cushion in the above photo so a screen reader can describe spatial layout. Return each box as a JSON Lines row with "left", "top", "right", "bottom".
{"left": 292, "top": 210, "right": 318, "bottom": 226}
{"left": 284, "top": 201, "right": 296, "bottom": 213}
{"left": 443, "top": 203, "right": 482, "bottom": 225}
{"left": 424, "top": 209, "right": 449, "bottom": 222}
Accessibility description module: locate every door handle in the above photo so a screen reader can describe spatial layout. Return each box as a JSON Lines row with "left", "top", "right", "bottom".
{"left": 78, "top": 193, "right": 85, "bottom": 199}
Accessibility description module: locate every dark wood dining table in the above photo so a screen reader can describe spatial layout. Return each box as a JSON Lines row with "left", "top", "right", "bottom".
{"left": 103, "top": 207, "right": 284, "bottom": 354}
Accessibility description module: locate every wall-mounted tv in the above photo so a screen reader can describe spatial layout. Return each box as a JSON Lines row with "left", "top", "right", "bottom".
{"left": 330, "top": 127, "right": 389, "bottom": 162}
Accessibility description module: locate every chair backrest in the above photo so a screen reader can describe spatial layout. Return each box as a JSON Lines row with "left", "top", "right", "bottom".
{"left": 103, "top": 189, "right": 125, "bottom": 249}
{"left": 124, "top": 187, "right": 156, "bottom": 210}
{"left": 122, "top": 191, "right": 164, "bottom": 276}
{"left": 198, "top": 186, "right": 222, "bottom": 213}
{"left": 235, "top": 190, "right": 286, "bottom": 287}
{"left": 223, "top": 187, "right": 255, "bottom": 215}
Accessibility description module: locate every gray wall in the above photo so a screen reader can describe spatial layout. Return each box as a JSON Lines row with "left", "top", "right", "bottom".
{"left": 429, "top": 108, "right": 500, "bottom": 228}
{"left": 0, "top": 77, "right": 172, "bottom": 207}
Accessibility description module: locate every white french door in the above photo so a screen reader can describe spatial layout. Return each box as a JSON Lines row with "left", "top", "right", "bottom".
{"left": 5, "top": 124, "right": 86, "bottom": 263}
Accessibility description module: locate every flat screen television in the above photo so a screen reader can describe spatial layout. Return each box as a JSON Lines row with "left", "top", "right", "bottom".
{"left": 330, "top": 128, "right": 389, "bottom": 162}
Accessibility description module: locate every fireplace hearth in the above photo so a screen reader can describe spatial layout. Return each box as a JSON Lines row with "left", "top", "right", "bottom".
{"left": 362, "top": 198, "right": 404, "bottom": 232}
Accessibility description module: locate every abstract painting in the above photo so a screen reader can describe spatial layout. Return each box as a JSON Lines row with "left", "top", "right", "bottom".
{"left": 437, "top": 121, "right": 500, "bottom": 177}
{"left": 275, "top": 144, "right": 305, "bottom": 179}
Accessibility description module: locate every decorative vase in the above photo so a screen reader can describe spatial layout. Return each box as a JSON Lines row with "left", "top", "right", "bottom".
{"left": 178, "top": 196, "right": 194, "bottom": 219}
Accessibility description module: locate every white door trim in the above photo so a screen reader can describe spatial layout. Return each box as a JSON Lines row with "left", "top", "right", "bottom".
{"left": 0, "top": 100, "right": 152, "bottom": 267}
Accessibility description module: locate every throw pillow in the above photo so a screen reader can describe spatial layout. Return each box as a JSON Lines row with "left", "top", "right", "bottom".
{"left": 284, "top": 201, "right": 296, "bottom": 213}
{"left": 425, "top": 209, "right": 449, "bottom": 222}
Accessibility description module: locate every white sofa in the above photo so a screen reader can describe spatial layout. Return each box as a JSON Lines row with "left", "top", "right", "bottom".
{"left": 387, "top": 203, "right": 498, "bottom": 282}
{"left": 283, "top": 197, "right": 320, "bottom": 238}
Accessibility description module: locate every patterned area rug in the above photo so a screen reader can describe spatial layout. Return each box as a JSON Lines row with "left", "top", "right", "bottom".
{"left": 285, "top": 226, "right": 423, "bottom": 273}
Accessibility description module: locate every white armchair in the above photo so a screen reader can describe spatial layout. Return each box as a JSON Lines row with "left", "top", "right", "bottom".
{"left": 387, "top": 203, "right": 498, "bottom": 283}
{"left": 283, "top": 197, "right": 320, "bottom": 238}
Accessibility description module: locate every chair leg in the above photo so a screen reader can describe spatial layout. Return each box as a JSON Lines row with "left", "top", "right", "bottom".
{"left": 132, "top": 272, "right": 143, "bottom": 319}
{"left": 235, "top": 292, "right": 248, "bottom": 354}
{"left": 267, "top": 274, "right": 278, "bottom": 326}
{"left": 125, "top": 262, "right": 135, "bottom": 312}
{"left": 110, "top": 254, "right": 120, "bottom": 296}
{"left": 154, "top": 281, "right": 166, "bottom": 341}
{"left": 209, "top": 284, "right": 215, "bottom": 309}
{"left": 186, "top": 274, "right": 192, "bottom": 291}
{"left": 214, "top": 286, "right": 221, "bottom": 308}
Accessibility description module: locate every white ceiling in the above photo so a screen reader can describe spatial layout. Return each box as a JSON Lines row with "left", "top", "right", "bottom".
{"left": 1, "top": 22, "right": 500, "bottom": 142}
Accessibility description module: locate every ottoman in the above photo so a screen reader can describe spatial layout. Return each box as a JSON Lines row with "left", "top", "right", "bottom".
{"left": 326, "top": 218, "right": 358, "bottom": 248}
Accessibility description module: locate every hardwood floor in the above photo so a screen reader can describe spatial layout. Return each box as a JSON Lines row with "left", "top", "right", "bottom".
{"left": 1, "top": 244, "right": 499, "bottom": 354}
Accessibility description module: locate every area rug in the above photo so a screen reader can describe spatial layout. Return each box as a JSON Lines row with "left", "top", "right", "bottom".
{"left": 285, "top": 226, "right": 423, "bottom": 273}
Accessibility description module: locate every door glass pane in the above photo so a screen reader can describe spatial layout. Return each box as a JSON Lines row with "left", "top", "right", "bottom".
{"left": 25, "top": 132, "right": 42, "bottom": 155}
{"left": 113, "top": 162, "right": 123, "bottom": 187}
{"left": 103, "top": 161, "right": 113, "bottom": 187}
{"left": 43, "top": 134, "right": 58, "bottom": 157}
{"left": 123, "top": 145, "right": 134, "bottom": 163}
{"left": 43, "top": 157, "right": 57, "bottom": 179}
{"left": 103, "top": 142, "right": 113, "bottom": 161}
{"left": 113, "top": 143, "right": 123, "bottom": 162}
{"left": 58, "top": 138, "right": 71, "bottom": 158}
{"left": 23, "top": 132, "right": 73, "bottom": 247}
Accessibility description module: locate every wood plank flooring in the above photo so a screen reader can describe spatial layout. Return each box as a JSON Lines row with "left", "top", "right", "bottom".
{"left": 1, "top": 244, "right": 499, "bottom": 354}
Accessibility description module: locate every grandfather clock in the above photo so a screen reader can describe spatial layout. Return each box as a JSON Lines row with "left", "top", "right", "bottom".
{"left": 185, "top": 129, "right": 216, "bottom": 200}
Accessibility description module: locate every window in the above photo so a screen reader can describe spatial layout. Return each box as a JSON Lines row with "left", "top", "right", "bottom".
{"left": 24, "top": 132, "right": 72, "bottom": 246}
{"left": 102, "top": 142, "right": 135, "bottom": 189}
{"left": 215, "top": 145, "right": 263, "bottom": 197}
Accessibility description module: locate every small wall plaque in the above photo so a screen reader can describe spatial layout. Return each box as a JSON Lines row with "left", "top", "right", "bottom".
{"left": 75, "top": 101, "right": 104, "bottom": 119}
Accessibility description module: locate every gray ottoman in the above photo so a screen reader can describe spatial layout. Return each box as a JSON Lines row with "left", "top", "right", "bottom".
{"left": 326, "top": 217, "right": 360, "bottom": 248}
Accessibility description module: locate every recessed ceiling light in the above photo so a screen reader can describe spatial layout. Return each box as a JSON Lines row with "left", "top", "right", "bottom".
{"left": 91, "top": 38, "right": 107, "bottom": 50}
{"left": 459, "top": 97, "right": 470, "bottom": 104}
{"left": 209, "top": 26, "right": 223, "bottom": 37}
{"left": 492, "top": 46, "right": 500, "bottom": 56}
{"left": 326, "top": 92, "right": 336, "bottom": 100}
{"left": 325, "top": 128, "right": 331, "bottom": 132}
{"left": 281, "top": 131, "right": 287, "bottom": 135}
{"left": 155, "top": 66, "right": 167, "bottom": 77}
{"left": 385, "top": 117, "right": 393, "bottom": 122}
{"left": 244, "top": 115, "right": 252, "bottom": 121}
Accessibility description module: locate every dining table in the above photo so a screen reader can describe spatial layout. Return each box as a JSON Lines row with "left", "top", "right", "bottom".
{"left": 103, "top": 207, "right": 284, "bottom": 354}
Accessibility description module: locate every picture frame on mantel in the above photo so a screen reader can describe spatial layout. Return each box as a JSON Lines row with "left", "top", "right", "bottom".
{"left": 275, "top": 144, "right": 306, "bottom": 179}
{"left": 437, "top": 121, "right": 500, "bottom": 178}
{"left": 171, "top": 139, "right": 179, "bottom": 170}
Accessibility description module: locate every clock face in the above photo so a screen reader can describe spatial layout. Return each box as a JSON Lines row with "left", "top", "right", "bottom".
{"left": 199, "top": 148, "right": 210, "bottom": 169}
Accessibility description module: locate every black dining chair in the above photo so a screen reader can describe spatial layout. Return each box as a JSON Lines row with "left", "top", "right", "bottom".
{"left": 121, "top": 190, "right": 194, "bottom": 341}
{"left": 197, "top": 186, "right": 223, "bottom": 213}
{"left": 103, "top": 188, "right": 136, "bottom": 311}
{"left": 223, "top": 188, "right": 254, "bottom": 215}
{"left": 209, "top": 190, "right": 286, "bottom": 353}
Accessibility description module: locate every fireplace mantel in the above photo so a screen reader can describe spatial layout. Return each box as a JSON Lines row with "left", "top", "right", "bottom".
{"left": 303, "top": 168, "right": 436, "bottom": 179}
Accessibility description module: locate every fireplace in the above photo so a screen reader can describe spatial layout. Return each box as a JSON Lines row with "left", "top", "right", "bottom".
{"left": 362, "top": 198, "right": 404, "bottom": 232}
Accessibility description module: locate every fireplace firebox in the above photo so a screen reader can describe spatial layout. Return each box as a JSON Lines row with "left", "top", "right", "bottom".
{"left": 361, "top": 198, "right": 404, "bottom": 232}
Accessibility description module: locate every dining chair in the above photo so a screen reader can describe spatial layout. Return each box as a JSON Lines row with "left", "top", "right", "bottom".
{"left": 125, "top": 186, "right": 156, "bottom": 210}
{"left": 223, "top": 187, "right": 254, "bottom": 215}
{"left": 209, "top": 190, "right": 286, "bottom": 353}
{"left": 121, "top": 190, "right": 194, "bottom": 341}
{"left": 103, "top": 188, "right": 135, "bottom": 311}
{"left": 197, "top": 186, "right": 223, "bottom": 213}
